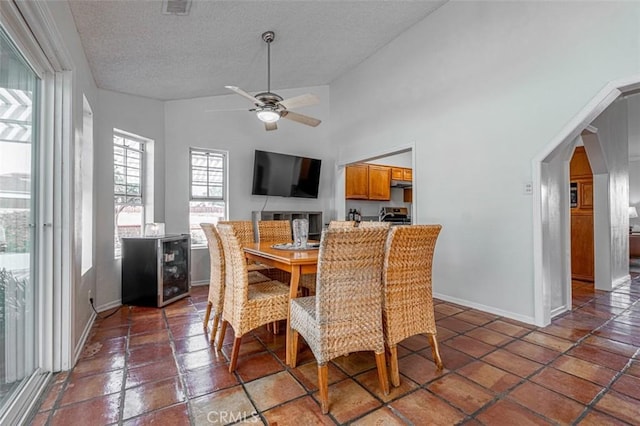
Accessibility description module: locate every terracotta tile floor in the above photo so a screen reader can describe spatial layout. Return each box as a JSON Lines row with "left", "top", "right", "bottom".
{"left": 29, "top": 275, "right": 640, "bottom": 425}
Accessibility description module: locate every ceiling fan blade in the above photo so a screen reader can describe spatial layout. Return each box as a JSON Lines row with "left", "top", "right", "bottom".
{"left": 265, "top": 122, "right": 277, "bottom": 131}
{"left": 281, "top": 110, "right": 321, "bottom": 127}
{"left": 204, "top": 107, "right": 248, "bottom": 113}
{"left": 224, "top": 86, "right": 264, "bottom": 106}
{"left": 278, "top": 93, "right": 320, "bottom": 110}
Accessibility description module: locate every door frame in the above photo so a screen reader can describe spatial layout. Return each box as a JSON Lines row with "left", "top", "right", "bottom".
{"left": 0, "top": 1, "right": 74, "bottom": 423}
{"left": 335, "top": 142, "right": 416, "bottom": 223}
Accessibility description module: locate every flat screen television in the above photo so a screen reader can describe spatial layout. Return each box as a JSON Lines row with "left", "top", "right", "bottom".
{"left": 251, "top": 150, "right": 322, "bottom": 198}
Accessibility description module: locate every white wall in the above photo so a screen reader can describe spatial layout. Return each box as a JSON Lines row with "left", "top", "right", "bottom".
{"left": 95, "top": 89, "right": 165, "bottom": 307}
{"left": 164, "top": 86, "right": 332, "bottom": 284}
{"left": 330, "top": 1, "right": 640, "bottom": 322}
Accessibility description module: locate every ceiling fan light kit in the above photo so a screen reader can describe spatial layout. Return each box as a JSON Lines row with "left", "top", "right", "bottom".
{"left": 224, "top": 30, "right": 321, "bottom": 131}
{"left": 256, "top": 109, "right": 280, "bottom": 123}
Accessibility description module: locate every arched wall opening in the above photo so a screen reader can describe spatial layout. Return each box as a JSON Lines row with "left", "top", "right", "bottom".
{"left": 533, "top": 76, "right": 640, "bottom": 326}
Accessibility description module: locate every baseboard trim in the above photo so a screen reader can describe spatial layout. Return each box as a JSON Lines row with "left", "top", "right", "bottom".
{"left": 96, "top": 299, "right": 122, "bottom": 313}
{"left": 191, "top": 280, "right": 208, "bottom": 286}
{"left": 550, "top": 305, "right": 570, "bottom": 318}
{"left": 73, "top": 310, "right": 96, "bottom": 365}
{"left": 433, "top": 292, "right": 536, "bottom": 325}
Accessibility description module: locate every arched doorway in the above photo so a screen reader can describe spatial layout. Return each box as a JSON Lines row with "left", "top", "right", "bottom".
{"left": 533, "top": 77, "right": 640, "bottom": 326}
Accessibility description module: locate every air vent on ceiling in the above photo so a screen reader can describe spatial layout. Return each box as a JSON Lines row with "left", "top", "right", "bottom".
{"left": 162, "top": 0, "right": 191, "bottom": 16}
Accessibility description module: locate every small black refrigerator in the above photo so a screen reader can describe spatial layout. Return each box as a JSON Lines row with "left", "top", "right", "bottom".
{"left": 121, "top": 234, "right": 191, "bottom": 307}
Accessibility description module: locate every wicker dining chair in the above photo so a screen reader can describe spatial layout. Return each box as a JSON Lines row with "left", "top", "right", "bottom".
{"left": 257, "top": 220, "right": 317, "bottom": 295}
{"left": 327, "top": 220, "right": 356, "bottom": 229}
{"left": 257, "top": 220, "right": 292, "bottom": 243}
{"left": 215, "top": 224, "right": 290, "bottom": 372}
{"left": 290, "top": 227, "right": 390, "bottom": 414}
{"left": 200, "top": 223, "right": 269, "bottom": 344}
{"left": 382, "top": 224, "right": 443, "bottom": 387}
{"left": 217, "top": 220, "right": 268, "bottom": 272}
{"left": 357, "top": 221, "right": 391, "bottom": 229}
{"left": 217, "top": 220, "right": 256, "bottom": 245}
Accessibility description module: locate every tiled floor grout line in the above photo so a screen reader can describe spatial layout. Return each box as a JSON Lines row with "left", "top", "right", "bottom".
{"left": 165, "top": 308, "right": 198, "bottom": 426}
{"left": 115, "top": 309, "right": 131, "bottom": 426}
{"left": 42, "top": 362, "right": 74, "bottom": 425}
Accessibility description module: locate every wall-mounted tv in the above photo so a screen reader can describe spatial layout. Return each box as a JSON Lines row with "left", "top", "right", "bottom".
{"left": 251, "top": 150, "right": 322, "bottom": 198}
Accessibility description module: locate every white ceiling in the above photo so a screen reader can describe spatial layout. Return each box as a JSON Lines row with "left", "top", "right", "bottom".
{"left": 67, "top": 0, "right": 446, "bottom": 101}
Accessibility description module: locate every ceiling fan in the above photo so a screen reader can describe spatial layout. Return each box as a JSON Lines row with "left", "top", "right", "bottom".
{"left": 225, "top": 31, "right": 321, "bottom": 131}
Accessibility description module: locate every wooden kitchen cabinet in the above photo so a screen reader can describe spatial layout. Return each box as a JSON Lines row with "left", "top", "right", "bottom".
{"left": 570, "top": 146, "right": 594, "bottom": 282}
{"left": 368, "top": 165, "right": 391, "bottom": 200}
{"left": 391, "top": 167, "right": 412, "bottom": 182}
{"left": 391, "top": 167, "right": 404, "bottom": 180}
{"left": 345, "top": 164, "right": 369, "bottom": 199}
{"left": 403, "top": 188, "right": 412, "bottom": 203}
{"left": 345, "top": 163, "right": 391, "bottom": 200}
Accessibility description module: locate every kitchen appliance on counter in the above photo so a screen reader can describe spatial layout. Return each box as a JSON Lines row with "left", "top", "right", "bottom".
{"left": 379, "top": 207, "right": 411, "bottom": 225}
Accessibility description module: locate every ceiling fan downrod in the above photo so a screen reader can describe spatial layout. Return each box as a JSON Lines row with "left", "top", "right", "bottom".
{"left": 262, "top": 31, "right": 274, "bottom": 94}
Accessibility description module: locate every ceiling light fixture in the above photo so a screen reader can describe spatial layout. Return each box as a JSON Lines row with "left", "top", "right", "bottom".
{"left": 256, "top": 108, "right": 280, "bottom": 123}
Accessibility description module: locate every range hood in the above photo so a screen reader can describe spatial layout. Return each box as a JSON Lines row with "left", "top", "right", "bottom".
{"left": 390, "top": 179, "right": 412, "bottom": 188}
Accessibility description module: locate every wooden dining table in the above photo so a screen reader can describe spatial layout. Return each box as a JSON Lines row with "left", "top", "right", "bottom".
{"left": 243, "top": 242, "right": 319, "bottom": 366}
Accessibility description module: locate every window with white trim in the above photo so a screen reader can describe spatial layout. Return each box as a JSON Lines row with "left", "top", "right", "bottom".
{"left": 189, "top": 148, "right": 227, "bottom": 246}
{"left": 114, "top": 132, "right": 145, "bottom": 257}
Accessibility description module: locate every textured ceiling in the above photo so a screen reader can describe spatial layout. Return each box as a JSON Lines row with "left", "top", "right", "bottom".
{"left": 67, "top": 0, "right": 446, "bottom": 101}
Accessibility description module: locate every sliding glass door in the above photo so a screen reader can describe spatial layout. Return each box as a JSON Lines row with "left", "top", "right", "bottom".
{"left": 0, "top": 26, "right": 40, "bottom": 415}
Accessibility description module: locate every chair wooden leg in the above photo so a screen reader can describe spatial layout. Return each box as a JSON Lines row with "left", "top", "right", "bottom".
{"left": 374, "top": 351, "right": 390, "bottom": 396}
{"left": 203, "top": 302, "right": 212, "bottom": 329}
{"left": 216, "top": 321, "right": 228, "bottom": 352}
{"left": 290, "top": 329, "right": 300, "bottom": 368}
{"left": 210, "top": 314, "right": 220, "bottom": 344}
{"left": 228, "top": 336, "right": 242, "bottom": 373}
{"left": 318, "top": 363, "right": 329, "bottom": 414}
{"left": 273, "top": 321, "right": 279, "bottom": 335}
{"left": 388, "top": 345, "right": 400, "bottom": 387}
{"left": 428, "top": 334, "right": 444, "bottom": 370}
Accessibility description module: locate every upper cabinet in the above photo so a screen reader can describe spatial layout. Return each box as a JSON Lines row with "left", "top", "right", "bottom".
{"left": 367, "top": 165, "right": 391, "bottom": 200}
{"left": 391, "top": 167, "right": 412, "bottom": 182}
{"left": 345, "top": 163, "right": 369, "bottom": 199}
{"left": 346, "top": 163, "right": 410, "bottom": 201}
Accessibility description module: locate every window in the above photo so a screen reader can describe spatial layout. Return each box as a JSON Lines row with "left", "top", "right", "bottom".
{"left": 114, "top": 132, "right": 145, "bottom": 257}
{"left": 80, "top": 96, "right": 93, "bottom": 274}
{"left": 189, "top": 148, "right": 227, "bottom": 246}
